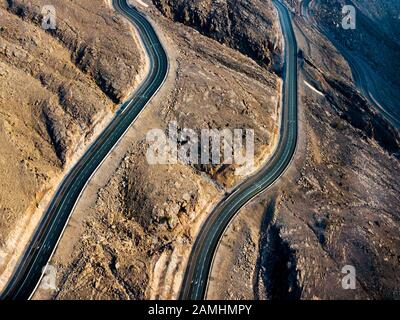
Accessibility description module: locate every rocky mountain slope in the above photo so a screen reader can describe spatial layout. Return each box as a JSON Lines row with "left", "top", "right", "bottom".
{"left": 10, "top": 0, "right": 400, "bottom": 300}
{"left": 153, "top": 0, "right": 282, "bottom": 70}
{"left": 32, "top": 0, "right": 283, "bottom": 300}
{"left": 208, "top": 0, "right": 400, "bottom": 300}
{"left": 0, "top": 0, "right": 143, "bottom": 286}
{"left": 303, "top": 0, "right": 400, "bottom": 126}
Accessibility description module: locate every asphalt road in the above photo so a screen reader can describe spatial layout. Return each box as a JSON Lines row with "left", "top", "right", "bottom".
{"left": 336, "top": 44, "right": 400, "bottom": 128}
{"left": 179, "top": 0, "right": 298, "bottom": 300}
{"left": 301, "top": 0, "right": 400, "bottom": 129}
{"left": 0, "top": 0, "right": 168, "bottom": 300}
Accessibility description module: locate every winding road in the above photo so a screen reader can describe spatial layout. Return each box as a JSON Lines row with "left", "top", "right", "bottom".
{"left": 2, "top": 0, "right": 298, "bottom": 301}
{"left": 301, "top": 0, "right": 400, "bottom": 129}
{"left": 179, "top": 0, "right": 298, "bottom": 300}
{"left": 0, "top": 0, "right": 168, "bottom": 300}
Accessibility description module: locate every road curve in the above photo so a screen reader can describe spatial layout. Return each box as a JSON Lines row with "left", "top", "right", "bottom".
{"left": 301, "top": 0, "right": 400, "bottom": 129}
{"left": 179, "top": 0, "right": 298, "bottom": 300}
{"left": 0, "top": 0, "right": 168, "bottom": 300}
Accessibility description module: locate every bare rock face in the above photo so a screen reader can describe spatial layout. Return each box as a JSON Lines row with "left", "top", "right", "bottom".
{"left": 50, "top": 145, "right": 221, "bottom": 300}
{"left": 6, "top": 0, "right": 143, "bottom": 103}
{"left": 351, "top": 0, "right": 400, "bottom": 43}
{"left": 303, "top": 59, "right": 400, "bottom": 156}
{"left": 209, "top": 72, "right": 400, "bottom": 299}
{"left": 0, "top": 0, "right": 142, "bottom": 261}
{"left": 152, "top": 0, "right": 282, "bottom": 70}
{"left": 16, "top": 0, "right": 399, "bottom": 301}
{"left": 270, "top": 88, "right": 400, "bottom": 299}
{"left": 303, "top": 0, "right": 400, "bottom": 124}
{"left": 208, "top": 0, "right": 400, "bottom": 300}
{"left": 33, "top": 0, "right": 283, "bottom": 300}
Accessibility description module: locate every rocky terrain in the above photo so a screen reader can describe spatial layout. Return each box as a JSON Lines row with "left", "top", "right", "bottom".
{"left": 208, "top": 0, "right": 400, "bottom": 300}
{"left": 5, "top": 0, "right": 399, "bottom": 301}
{"left": 153, "top": 0, "right": 282, "bottom": 70}
{"left": 301, "top": 0, "right": 400, "bottom": 125}
{"left": 32, "top": 0, "right": 283, "bottom": 300}
{"left": 0, "top": 0, "right": 143, "bottom": 288}
{"left": 209, "top": 77, "right": 400, "bottom": 299}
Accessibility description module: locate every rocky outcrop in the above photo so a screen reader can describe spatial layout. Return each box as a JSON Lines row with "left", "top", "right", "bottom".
{"left": 208, "top": 0, "right": 400, "bottom": 300}
{"left": 153, "top": 0, "right": 282, "bottom": 70}
{"left": 33, "top": 0, "right": 282, "bottom": 300}
{"left": 6, "top": 0, "right": 142, "bottom": 103}
{"left": 0, "top": 0, "right": 143, "bottom": 258}
{"left": 301, "top": 59, "right": 400, "bottom": 157}
{"left": 301, "top": 0, "right": 400, "bottom": 126}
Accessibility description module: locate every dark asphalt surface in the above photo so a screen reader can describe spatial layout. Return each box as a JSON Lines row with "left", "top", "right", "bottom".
{"left": 0, "top": 0, "right": 168, "bottom": 300}
{"left": 179, "top": 0, "right": 299, "bottom": 300}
